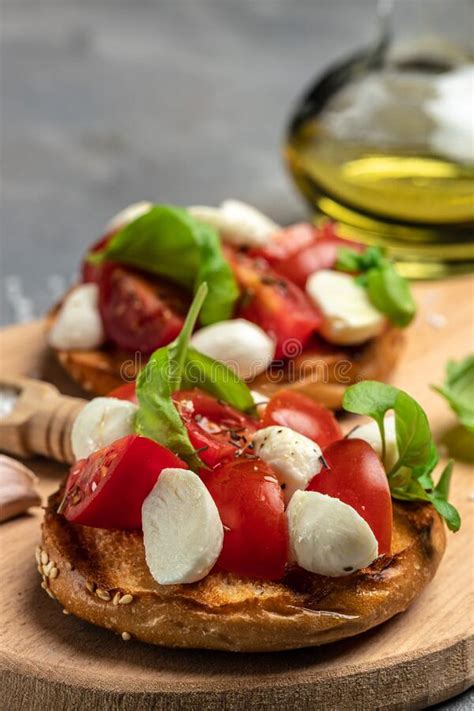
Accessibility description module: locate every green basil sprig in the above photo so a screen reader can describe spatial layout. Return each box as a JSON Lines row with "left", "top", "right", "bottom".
{"left": 336, "top": 246, "right": 416, "bottom": 328}
{"left": 343, "top": 381, "right": 460, "bottom": 532}
{"left": 432, "top": 355, "right": 474, "bottom": 433}
{"left": 89, "top": 204, "right": 239, "bottom": 326}
{"left": 135, "top": 283, "right": 255, "bottom": 469}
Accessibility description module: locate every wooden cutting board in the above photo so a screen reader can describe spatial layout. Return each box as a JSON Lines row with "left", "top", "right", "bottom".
{"left": 1, "top": 277, "right": 473, "bottom": 711}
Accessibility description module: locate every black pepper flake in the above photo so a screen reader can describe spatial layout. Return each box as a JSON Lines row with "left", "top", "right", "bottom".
{"left": 320, "top": 454, "right": 330, "bottom": 470}
{"left": 343, "top": 566, "right": 353, "bottom": 572}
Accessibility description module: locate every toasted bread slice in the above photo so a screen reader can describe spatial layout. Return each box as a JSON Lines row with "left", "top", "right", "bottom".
{"left": 249, "top": 324, "right": 404, "bottom": 409}
{"left": 40, "top": 493, "right": 445, "bottom": 652}
{"left": 47, "top": 307, "right": 404, "bottom": 408}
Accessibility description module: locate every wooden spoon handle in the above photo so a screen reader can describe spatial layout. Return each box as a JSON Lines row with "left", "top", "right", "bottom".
{"left": 0, "top": 376, "right": 86, "bottom": 464}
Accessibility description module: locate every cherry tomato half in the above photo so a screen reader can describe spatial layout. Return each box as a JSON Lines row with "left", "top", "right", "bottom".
{"left": 98, "top": 264, "right": 188, "bottom": 354}
{"left": 107, "top": 385, "right": 258, "bottom": 468}
{"left": 307, "top": 438, "right": 392, "bottom": 555}
{"left": 202, "top": 458, "right": 288, "bottom": 580}
{"left": 262, "top": 390, "right": 342, "bottom": 449}
{"left": 81, "top": 233, "right": 113, "bottom": 284}
{"left": 227, "top": 250, "right": 321, "bottom": 359}
{"left": 109, "top": 381, "right": 138, "bottom": 403}
{"left": 174, "top": 389, "right": 258, "bottom": 468}
{"left": 251, "top": 223, "right": 363, "bottom": 289}
{"left": 60, "top": 435, "right": 187, "bottom": 529}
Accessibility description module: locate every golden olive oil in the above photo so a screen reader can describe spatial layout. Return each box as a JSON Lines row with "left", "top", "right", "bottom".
{"left": 285, "top": 58, "right": 474, "bottom": 278}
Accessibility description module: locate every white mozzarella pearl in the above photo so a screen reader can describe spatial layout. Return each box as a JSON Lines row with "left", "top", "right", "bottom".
{"left": 287, "top": 490, "right": 378, "bottom": 577}
{"left": 188, "top": 199, "right": 279, "bottom": 247}
{"left": 252, "top": 426, "right": 323, "bottom": 505}
{"left": 71, "top": 397, "right": 138, "bottom": 460}
{"left": 191, "top": 319, "right": 275, "bottom": 380}
{"left": 142, "top": 469, "right": 224, "bottom": 585}
{"left": 306, "top": 270, "right": 386, "bottom": 345}
{"left": 105, "top": 201, "right": 152, "bottom": 232}
{"left": 49, "top": 283, "right": 105, "bottom": 351}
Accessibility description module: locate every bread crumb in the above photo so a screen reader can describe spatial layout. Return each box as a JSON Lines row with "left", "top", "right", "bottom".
{"left": 426, "top": 313, "right": 447, "bottom": 329}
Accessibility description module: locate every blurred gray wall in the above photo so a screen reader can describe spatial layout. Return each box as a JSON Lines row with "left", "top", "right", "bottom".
{"left": 1, "top": 0, "right": 377, "bottom": 323}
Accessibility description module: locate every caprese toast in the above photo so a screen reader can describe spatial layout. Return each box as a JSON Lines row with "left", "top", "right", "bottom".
{"left": 39, "top": 285, "right": 459, "bottom": 652}
{"left": 47, "top": 200, "right": 414, "bottom": 409}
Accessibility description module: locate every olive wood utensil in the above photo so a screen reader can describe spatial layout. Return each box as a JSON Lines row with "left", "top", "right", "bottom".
{"left": 0, "top": 375, "right": 86, "bottom": 464}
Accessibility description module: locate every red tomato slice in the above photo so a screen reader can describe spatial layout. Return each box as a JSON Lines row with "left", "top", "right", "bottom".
{"left": 173, "top": 389, "right": 258, "bottom": 468}
{"left": 202, "top": 458, "right": 288, "bottom": 580}
{"left": 81, "top": 233, "right": 114, "bottom": 284}
{"left": 307, "top": 438, "right": 392, "bottom": 555}
{"left": 109, "top": 381, "right": 138, "bottom": 403}
{"left": 107, "top": 385, "right": 258, "bottom": 467}
{"left": 262, "top": 390, "right": 342, "bottom": 449}
{"left": 227, "top": 250, "right": 321, "bottom": 359}
{"left": 251, "top": 223, "right": 363, "bottom": 289}
{"left": 98, "top": 264, "right": 188, "bottom": 354}
{"left": 60, "top": 435, "right": 187, "bottom": 530}
{"left": 250, "top": 223, "right": 317, "bottom": 262}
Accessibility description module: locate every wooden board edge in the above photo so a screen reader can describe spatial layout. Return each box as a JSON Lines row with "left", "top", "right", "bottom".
{"left": 1, "top": 632, "right": 472, "bottom": 711}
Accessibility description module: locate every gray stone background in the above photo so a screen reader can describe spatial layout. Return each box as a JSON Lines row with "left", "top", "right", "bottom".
{"left": 0, "top": 1, "right": 472, "bottom": 707}
{"left": 2, "top": 0, "right": 381, "bottom": 324}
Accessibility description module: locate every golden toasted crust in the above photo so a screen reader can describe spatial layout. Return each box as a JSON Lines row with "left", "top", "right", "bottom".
{"left": 40, "top": 496, "right": 445, "bottom": 652}
{"left": 249, "top": 325, "right": 405, "bottom": 409}
{"left": 47, "top": 307, "right": 404, "bottom": 407}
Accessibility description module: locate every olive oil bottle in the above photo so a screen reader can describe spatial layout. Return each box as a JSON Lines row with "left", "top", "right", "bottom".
{"left": 285, "top": 1, "right": 474, "bottom": 278}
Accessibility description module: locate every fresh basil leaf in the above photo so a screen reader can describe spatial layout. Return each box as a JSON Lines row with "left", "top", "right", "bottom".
{"left": 411, "top": 441, "right": 439, "bottom": 489}
{"left": 342, "top": 381, "right": 398, "bottom": 422}
{"left": 343, "top": 380, "right": 397, "bottom": 460}
{"left": 135, "top": 347, "right": 201, "bottom": 468}
{"left": 387, "top": 465, "right": 414, "bottom": 490}
{"left": 366, "top": 264, "right": 416, "bottom": 327}
{"left": 391, "top": 391, "right": 433, "bottom": 472}
{"left": 166, "top": 280, "right": 209, "bottom": 391}
{"left": 434, "top": 459, "right": 454, "bottom": 500}
{"left": 183, "top": 348, "right": 255, "bottom": 413}
{"left": 427, "top": 491, "right": 461, "bottom": 532}
{"left": 432, "top": 355, "right": 474, "bottom": 433}
{"left": 343, "top": 381, "right": 460, "bottom": 531}
{"left": 359, "top": 246, "right": 385, "bottom": 270}
{"left": 391, "top": 461, "right": 460, "bottom": 532}
{"left": 336, "top": 246, "right": 385, "bottom": 273}
{"left": 391, "top": 479, "right": 431, "bottom": 502}
{"left": 135, "top": 282, "right": 255, "bottom": 466}
{"left": 336, "top": 246, "right": 416, "bottom": 328}
{"left": 426, "top": 458, "right": 459, "bottom": 532}
{"left": 135, "top": 283, "right": 209, "bottom": 469}
{"left": 336, "top": 247, "right": 362, "bottom": 273}
{"left": 90, "top": 204, "right": 239, "bottom": 326}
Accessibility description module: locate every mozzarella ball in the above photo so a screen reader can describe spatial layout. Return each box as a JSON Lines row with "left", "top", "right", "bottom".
{"left": 306, "top": 270, "right": 386, "bottom": 345}
{"left": 287, "top": 491, "right": 378, "bottom": 577}
{"left": 142, "top": 469, "right": 224, "bottom": 585}
{"left": 49, "top": 283, "right": 105, "bottom": 351}
{"left": 105, "top": 201, "right": 152, "bottom": 232}
{"left": 347, "top": 415, "right": 398, "bottom": 471}
{"left": 71, "top": 397, "right": 138, "bottom": 460}
{"left": 252, "top": 426, "right": 323, "bottom": 504}
{"left": 190, "top": 319, "right": 275, "bottom": 380}
{"left": 188, "top": 199, "right": 280, "bottom": 247}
